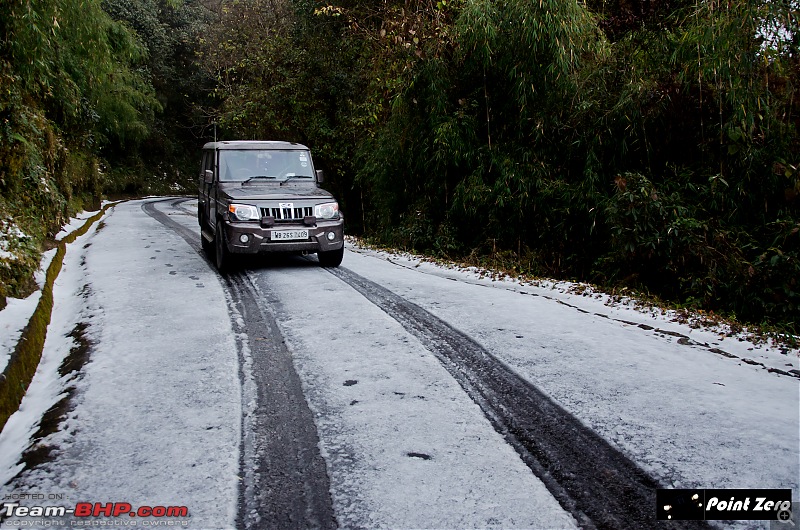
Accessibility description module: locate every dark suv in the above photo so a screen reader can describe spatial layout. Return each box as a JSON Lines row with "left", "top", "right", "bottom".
{"left": 198, "top": 141, "right": 344, "bottom": 270}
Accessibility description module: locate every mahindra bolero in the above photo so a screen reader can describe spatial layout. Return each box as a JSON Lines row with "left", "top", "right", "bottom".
{"left": 198, "top": 141, "right": 344, "bottom": 270}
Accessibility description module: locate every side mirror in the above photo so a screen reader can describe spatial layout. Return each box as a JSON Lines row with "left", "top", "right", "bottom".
{"left": 315, "top": 169, "right": 324, "bottom": 183}
{"left": 204, "top": 169, "right": 214, "bottom": 184}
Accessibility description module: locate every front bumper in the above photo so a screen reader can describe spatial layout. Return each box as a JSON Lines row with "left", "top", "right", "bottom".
{"left": 221, "top": 218, "right": 344, "bottom": 254}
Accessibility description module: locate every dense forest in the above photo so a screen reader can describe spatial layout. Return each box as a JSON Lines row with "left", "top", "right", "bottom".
{"left": 0, "top": 0, "right": 798, "bottom": 333}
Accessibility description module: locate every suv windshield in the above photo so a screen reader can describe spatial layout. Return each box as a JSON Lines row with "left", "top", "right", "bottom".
{"left": 219, "top": 149, "right": 314, "bottom": 182}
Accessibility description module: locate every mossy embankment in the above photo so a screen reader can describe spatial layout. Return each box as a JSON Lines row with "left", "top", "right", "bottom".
{"left": 0, "top": 203, "right": 117, "bottom": 433}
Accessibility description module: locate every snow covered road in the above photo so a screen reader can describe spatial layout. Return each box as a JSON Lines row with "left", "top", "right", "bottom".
{"left": 1, "top": 198, "right": 798, "bottom": 529}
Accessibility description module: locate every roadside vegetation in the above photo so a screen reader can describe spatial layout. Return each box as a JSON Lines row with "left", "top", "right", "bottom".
{"left": 0, "top": 0, "right": 797, "bottom": 334}
{"left": 0, "top": 0, "right": 211, "bottom": 307}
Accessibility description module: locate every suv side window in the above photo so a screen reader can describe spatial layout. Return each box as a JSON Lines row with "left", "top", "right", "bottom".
{"left": 202, "top": 151, "right": 213, "bottom": 177}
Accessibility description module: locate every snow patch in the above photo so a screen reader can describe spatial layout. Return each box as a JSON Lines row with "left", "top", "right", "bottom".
{"left": 0, "top": 249, "right": 57, "bottom": 374}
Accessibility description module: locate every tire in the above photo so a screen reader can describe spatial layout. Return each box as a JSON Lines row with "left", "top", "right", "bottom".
{"left": 318, "top": 246, "right": 344, "bottom": 267}
{"left": 214, "top": 220, "right": 230, "bottom": 272}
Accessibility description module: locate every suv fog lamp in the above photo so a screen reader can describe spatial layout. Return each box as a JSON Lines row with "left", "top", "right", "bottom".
{"left": 229, "top": 204, "right": 260, "bottom": 221}
{"left": 314, "top": 202, "right": 339, "bottom": 220}
{"left": 239, "top": 234, "right": 250, "bottom": 244}
{"left": 327, "top": 232, "right": 336, "bottom": 241}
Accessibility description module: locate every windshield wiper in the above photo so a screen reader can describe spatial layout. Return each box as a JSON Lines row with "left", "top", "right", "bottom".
{"left": 280, "top": 175, "right": 313, "bottom": 186}
{"left": 243, "top": 175, "right": 277, "bottom": 184}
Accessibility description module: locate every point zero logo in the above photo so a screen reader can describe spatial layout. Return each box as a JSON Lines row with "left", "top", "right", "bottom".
{"left": 657, "top": 489, "right": 794, "bottom": 521}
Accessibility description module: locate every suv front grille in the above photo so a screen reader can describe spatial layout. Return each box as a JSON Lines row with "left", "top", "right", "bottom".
{"left": 261, "top": 206, "right": 313, "bottom": 221}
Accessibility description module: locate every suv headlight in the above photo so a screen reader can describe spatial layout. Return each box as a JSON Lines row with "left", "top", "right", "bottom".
{"left": 229, "top": 204, "right": 260, "bottom": 221}
{"left": 315, "top": 202, "right": 339, "bottom": 220}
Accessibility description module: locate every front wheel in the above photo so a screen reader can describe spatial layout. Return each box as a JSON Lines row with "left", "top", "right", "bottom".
{"left": 318, "top": 246, "right": 344, "bottom": 267}
{"left": 214, "top": 220, "right": 231, "bottom": 272}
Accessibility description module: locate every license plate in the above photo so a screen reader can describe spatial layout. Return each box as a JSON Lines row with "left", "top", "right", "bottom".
{"left": 271, "top": 229, "right": 309, "bottom": 241}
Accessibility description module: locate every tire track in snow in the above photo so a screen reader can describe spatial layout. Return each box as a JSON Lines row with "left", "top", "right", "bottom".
{"left": 142, "top": 198, "right": 336, "bottom": 530}
{"left": 224, "top": 272, "right": 337, "bottom": 530}
{"left": 328, "top": 266, "right": 711, "bottom": 530}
